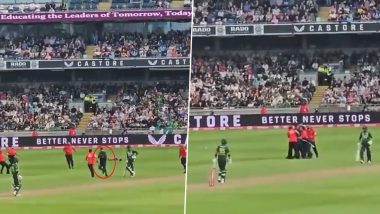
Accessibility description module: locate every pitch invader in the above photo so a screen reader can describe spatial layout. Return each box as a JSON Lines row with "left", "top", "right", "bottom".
{"left": 125, "top": 146, "right": 138, "bottom": 177}
{"left": 306, "top": 126, "right": 319, "bottom": 158}
{"left": 213, "top": 139, "right": 231, "bottom": 184}
{"left": 358, "top": 126, "right": 373, "bottom": 164}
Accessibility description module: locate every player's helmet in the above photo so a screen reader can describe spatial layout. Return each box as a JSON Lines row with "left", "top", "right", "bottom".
{"left": 363, "top": 125, "right": 368, "bottom": 130}
{"left": 221, "top": 139, "right": 227, "bottom": 145}
{"left": 127, "top": 145, "right": 131, "bottom": 149}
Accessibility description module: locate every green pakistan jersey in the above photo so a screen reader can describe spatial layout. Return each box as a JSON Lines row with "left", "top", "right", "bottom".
{"left": 127, "top": 150, "right": 138, "bottom": 162}
{"left": 10, "top": 162, "right": 19, "bottom": 174}
{"left": 359, "top": 131, "right": 373, "bottom": 144}
{"left": 215, "top": 145, "right": 230, "bottom": 159}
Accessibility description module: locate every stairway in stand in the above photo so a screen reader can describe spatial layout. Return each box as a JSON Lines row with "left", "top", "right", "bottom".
{"left": 98, "top": 1, "right": 111, "bottom": 10}
{"left": 78, "top": 113, "right": 94, "bottom": 129}
{"left": 309, "top": 86, "right": 329, "bottom": 109}
{"left": 318, "top": 7, "right": 331, "bottom": 22}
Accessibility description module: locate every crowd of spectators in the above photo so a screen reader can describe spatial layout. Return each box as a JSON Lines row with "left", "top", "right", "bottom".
{"left": 111, "top": 0, "right": 171, "bottom": 9}
{"left": 92, "top": 30, "right": 191, "bottom": 59}
{"left": 87, "top": 82, "right": 188, "bottom": 131}
{"left": 0, "top": 82, "right": 188, "bottom": 132}
{"left": 193, "top": 0, "right": 319, "bottom": 25}
{"left": 328, "top": 0, "right": 380, "bottom": 22}
{"left": 0, "top": 35, "right": 86, "bottom": 59}
{"left": 0, "top": 1, "right": 64, "bottom": 14}
{"left": 322, "top": 50, "right": 380, "bottom": 105}
{"left": 191, "top": 53, "right": 316, "bottom": 108}
{"left": 0, "top": 84, "right": 84, "bottom": 132}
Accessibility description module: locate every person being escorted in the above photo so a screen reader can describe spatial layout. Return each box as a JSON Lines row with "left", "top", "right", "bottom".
{"left": 63, "top": 143, "right": 76, "bottom": 169}
{"left": 125, "top": 146, "right": 138, "bottom": 177}
{"left": 98, "top": 148, "right": 108, "bottom": 176}
{"left": 0, "top": 150, "right": 10, "bottom": 174}
{"left": 359, "top": 126, "right": 373, "bottom": 164}
{"left": 179, "top": 144, "right": 187, "bottom": 173}
{"left": 307, "top": 126, "right": 318, "bottom": 158}
{"left": 213, "top": 139, "right": 231, "bottom": 184}
{"left": 299, "top": 125, "right": 312, "bottom": 159}
{"left": 86, "top": 149, "right": 98, "bottom": 178}
{"left": 286, "top": 126, "right": 299, "bottom": 159}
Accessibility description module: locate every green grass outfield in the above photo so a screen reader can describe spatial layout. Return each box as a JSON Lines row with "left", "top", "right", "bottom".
{"left": 186, "top": 127, "right": 380, "bottom": 214}
{"left": 0, "top": 147, "right": 185, "bottom": 214}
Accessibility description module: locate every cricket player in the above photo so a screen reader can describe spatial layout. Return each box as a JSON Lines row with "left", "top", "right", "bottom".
{"left": 287, "top": 126, "right": 299, "bottom": 159}
{"left": 179, "top": 144, "right": 187, "bottom": 173}
{"left": 0, "top": 150, "right": 10, "bottom": 174}
{"left": 307, "top": 126, "right": 319, "bottom": 158}
{"left": 98, "top": 148, "right": 108, "bottom": 176}
{"left": 359, "top": 126, "right": 373, "bottom": 164}
{"left": 213, "top": 139, "right": 231, "bottom": 184}
{"left": 125, "top": 146, "right": 138, "bottom": 177}
{"left": 10, "top": 157, "right": 22, "bottom": 196}
{"left": 63, "top": 143, "right": 76, "bottom": 169}
{"left": 7, "top": 147, "right": 17, "bottom": 164}
{"left": 85, "top": 149, "right": 97, "bottom": 178}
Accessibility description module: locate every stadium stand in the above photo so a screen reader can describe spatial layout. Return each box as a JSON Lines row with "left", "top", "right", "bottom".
{"left": 193, "top": 0, "right": 380, "bottom": 24}
{"left": 0, "top": 82, "right": 188, "bottom": 132}
{"left": 191, "top": 48, "right": 380, "bottom": 108}
{"left": 0, "top": 30, "right": 190, "bottom": 59}
{"left": 87, "top": 82, "right": 188, "bottom": 131}
{"left": 0, "top": 35, "right": 86, "bottom": 59}
{"left": 92, "top": 30, "right": 191, "bottom": 58}
{"left": 193, "top": 0, "right": 320, "bottom": 24}
{"left": 191, "top": 54, "right": 316, "bottom": 108}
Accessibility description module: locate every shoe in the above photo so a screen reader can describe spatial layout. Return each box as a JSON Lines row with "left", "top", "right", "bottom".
{"left": 360, "top": 160, "right": 365, "bottom": 164}
{"left": 13, "top": 191, "right": 17, "bottom": 196}
{"left": 221, "top": 179, "right": 225, "bottom": 184}
{"left": 368, "top": 161, "right": 371, "bottom": 164}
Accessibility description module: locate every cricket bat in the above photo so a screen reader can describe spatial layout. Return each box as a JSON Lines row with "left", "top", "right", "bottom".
{"left": 355, "top": 142, "right": 360, "bottom": 162}
{"left": 208, "top": 168, "right": 216, "bottom": 187}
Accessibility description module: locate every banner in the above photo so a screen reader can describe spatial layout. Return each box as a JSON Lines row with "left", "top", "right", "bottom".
{"left": 190, "top": 112, "right": 378, "bottom": 128}
{"left": 192, "top": 26, "right": 216, "bottom": 36}
{"left": 0, "top": 134, "right": 187, "bottom": 148}
{"left": 225, "top": 25, "right": 254, "bottom": 35}
{"left": 192, "top": 22, "right": 380, "bottom": 37}
{"left": 1, "top": 57, "right": 190, "bottom": 70}
{"left": 0, "top": 9, "right": 191, "bottom": 24}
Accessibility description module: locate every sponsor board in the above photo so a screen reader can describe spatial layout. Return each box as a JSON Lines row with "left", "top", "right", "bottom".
{"left": 192, "top": 22, "right": 380, "bottom": 37}
{"left": 189, "top": 113, "right": 376, "bottom": 128}
{"left": 192, "top": 26, "right": 216, "bottom": 36}
{"left": 0, "top": 134, "right": 187, "bottom": 148}
{"left": 1, "top": 57, "right": 189, "bottom": 70}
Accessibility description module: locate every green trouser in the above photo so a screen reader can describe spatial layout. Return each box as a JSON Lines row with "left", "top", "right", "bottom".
{"left": 12, "top": 172, "right": 21, "bottom": 193}
{"left": 218, "top": 157, "right": 227, "bottom": 179}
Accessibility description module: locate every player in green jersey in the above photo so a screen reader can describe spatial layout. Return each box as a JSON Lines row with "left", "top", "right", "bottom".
{"left": 213, "top": 139, "right": 231, "bottom": 184}
{"left": 359, "top": 126, "right": 373, "bottom": 164}
{"left": 10, "top": 157, "right": 22, "bottom": 196}
{"left": 125, "top": 146, "right": 138, "bottom": 177}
